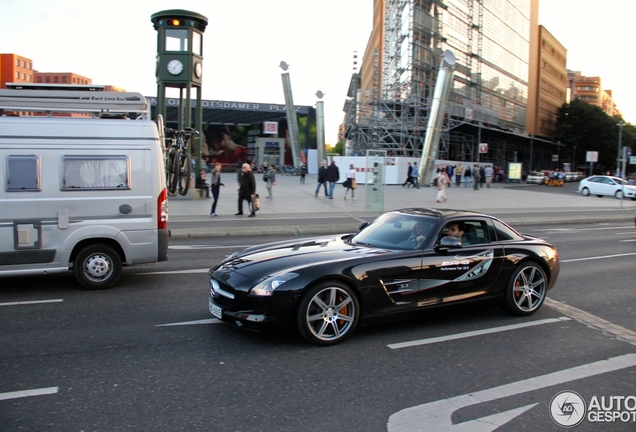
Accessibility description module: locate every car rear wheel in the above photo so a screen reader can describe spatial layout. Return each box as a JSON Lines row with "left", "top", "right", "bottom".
{"left": 581, "top": 187, "right": 590, "bottom": 196}
{"left": 297, "top": 281, "right": 359, "bottom": 346}
{"left": 73, "top": 244, "right": 122, "bottom": 290}
{"left": 503, "top": 261, "right": 547, "bottom": 316}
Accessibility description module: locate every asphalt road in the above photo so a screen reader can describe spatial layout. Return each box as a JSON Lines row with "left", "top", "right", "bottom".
{"left": 1, "top": 221, "right": 635, "bottom": 431}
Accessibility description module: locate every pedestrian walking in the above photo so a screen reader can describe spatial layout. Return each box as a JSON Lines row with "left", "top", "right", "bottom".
{"left": 344, "top": 164, "right": 357, "bottom": 200}
{"left": 485, "top": 165, "right": 494, "bottom": 188}
{"left": 479, "top": 165, "right": 486, "bottom": 188}
{"left": 236, "top": 163, "right": 256, "bottom": 217}
{"left": 472, "top": 164, "right": 480, "bottom": 190}
{"left": 315, "top": 161, "right": 328, "bottom": 197}
{"left": 209, "top": 162, "right": 224, "bottom": 217}
{"left": 299, "top": 163, "right": 307, "bottom": 183}
{"left": 455, "top": 163, "right": 463, "bottom": 187}
{"left": 435, "top": 168, "right": 451, "bottom": 203}
{"left": 402, "top": 162, "right": 414, "bottom": 187}
{"left": 325, "top": 160, "right": 340, "bottom": 199}
{"left": 463, "top": 165, "right": 472, "bottom": 187}
{"left": 265, "top": 164, "right": 276, "bottom": 199}
{"left": 411, "top": 162, "right": 420, "bottom": 189}
{"left": 446, "top": 164, "right": 455, "bottom": 187}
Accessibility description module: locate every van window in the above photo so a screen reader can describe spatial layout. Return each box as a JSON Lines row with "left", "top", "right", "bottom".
{"left": 61, "top": 155, "right": 131, "bottom": 190}
{"left": 5, "top": 155, "right": 41, "bottom": 192}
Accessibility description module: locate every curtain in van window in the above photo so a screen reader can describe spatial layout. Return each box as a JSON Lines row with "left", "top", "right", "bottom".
{"left": 62, "top": 157, "right": 130, "bottom": 190}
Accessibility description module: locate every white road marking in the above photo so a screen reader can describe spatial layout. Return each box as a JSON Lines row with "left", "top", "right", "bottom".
{"left": 387, "top": 354, "right": 636, "bottom": 432}
{"left": 0, "top": 387, "right": 58, "bottom": 401}
{"left": 561, "top": 251, "right": 636, "bottom": 263}
{"left": 545, "top": 298, "right": 636, "bottom": 346}
{"left": 0, "top": 299, "right": 63, "bottom": 307}
{"left": 156, "top": 318, "right": 221, "bottom": 327}
{"left": 387, "top": 317, "right": 571, "bottom": 349}
{"left": 535, "top": 225, "right": 633, "bottom": 232}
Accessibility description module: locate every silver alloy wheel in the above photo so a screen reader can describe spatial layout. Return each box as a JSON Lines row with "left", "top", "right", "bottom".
{"left": 581, "top": 187, "right": 590, "bottom": 196}
{"left": 304, "top": 286, "right": 356, "bottom": 343}
{"left": 510, "top": 264, "right": 546, "bottom": 313}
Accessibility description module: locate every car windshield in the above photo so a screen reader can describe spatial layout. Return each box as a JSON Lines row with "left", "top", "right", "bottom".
{"left": 350, "top": 212, "right": 438, "bottom": 250}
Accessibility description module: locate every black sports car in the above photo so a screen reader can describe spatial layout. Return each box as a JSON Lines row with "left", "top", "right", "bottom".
{"left": 208, "top": 208, "right": 560, "bottom": 345}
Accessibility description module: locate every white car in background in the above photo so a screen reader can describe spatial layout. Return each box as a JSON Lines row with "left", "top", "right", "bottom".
{"left": 526, "top": 171, "right": 547, "bottom": 184}
{"left": 578, "top": 175, "right": 636, "bottom": 200}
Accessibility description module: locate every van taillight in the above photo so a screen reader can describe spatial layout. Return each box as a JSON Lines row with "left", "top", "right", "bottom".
{"left": 158, "top": 188, "right": 168, "bottom": 229}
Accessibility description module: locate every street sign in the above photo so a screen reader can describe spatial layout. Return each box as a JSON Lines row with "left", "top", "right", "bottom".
{"left": 479, "top": 143, "right": 488, "bottom": 153}
{"left": 586, "top": 151, "right": 598, "bottom": 162}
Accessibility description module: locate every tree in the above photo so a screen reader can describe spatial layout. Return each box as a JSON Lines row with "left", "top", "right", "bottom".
{"left": 555, "top": 99, "right": 625, "bottom": 173}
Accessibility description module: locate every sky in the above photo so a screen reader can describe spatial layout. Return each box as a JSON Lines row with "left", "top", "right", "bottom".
{"left": 0, "top": 0, "right": 634, "bottom": 143}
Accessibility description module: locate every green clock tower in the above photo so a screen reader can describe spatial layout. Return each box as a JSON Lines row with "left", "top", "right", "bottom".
{"left": 151, "top": 9, "right": 208, "bottom": 169}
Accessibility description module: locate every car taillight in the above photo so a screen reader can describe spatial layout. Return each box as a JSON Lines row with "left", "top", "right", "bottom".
{"left": 158, "top": 188, "right": 168, "bottom": 229}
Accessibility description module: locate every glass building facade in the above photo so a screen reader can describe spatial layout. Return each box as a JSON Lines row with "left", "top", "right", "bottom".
{"left": 383, "top": 0, "right": 531, "bottom": 131}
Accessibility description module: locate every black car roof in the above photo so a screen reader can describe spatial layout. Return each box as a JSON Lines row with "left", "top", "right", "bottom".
{"left": 393, "top": 208, "right": 488, "bottom": 219}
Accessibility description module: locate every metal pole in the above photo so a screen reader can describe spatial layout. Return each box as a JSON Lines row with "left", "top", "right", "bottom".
{"left": 617, "top": 121, "right": 624, "bottom": 176}
{"left": 281, "top": 72, "right": 302, "bottom": 168}
{"left": 316, "top": 100, "right": 325, "bottom": 170}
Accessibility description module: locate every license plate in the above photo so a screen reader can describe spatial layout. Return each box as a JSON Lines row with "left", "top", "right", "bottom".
{"left": 209, "top": 299, "right": 222, "bottom": 319}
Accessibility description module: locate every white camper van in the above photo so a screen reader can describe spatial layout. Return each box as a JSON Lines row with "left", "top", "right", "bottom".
{"left": 0, "top": 88, "right": 169, "bottom": 289}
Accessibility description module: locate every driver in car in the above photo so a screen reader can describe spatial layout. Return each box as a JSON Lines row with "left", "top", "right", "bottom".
{"left": 409, "top": 222, "right": 430, "bottom": 248}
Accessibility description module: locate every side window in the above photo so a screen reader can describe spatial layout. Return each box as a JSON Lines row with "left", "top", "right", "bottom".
{"left": 491, "top": 220, "right": 523, "bottom": 241}
{"left": 5, "top": 155, "right": 41, "bottom": 192}
{"left": 437, "top": 220, "right": 489, "bottom": 245}
{"left": 61, "top": 155, "right": 131, "bottom": 190}
{"left": 462, "top": 220, "right": 489, "bottom": 245}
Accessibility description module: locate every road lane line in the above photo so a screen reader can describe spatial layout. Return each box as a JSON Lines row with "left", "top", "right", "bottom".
{"left": 561, "top": 251, "right": 636, "bottom": 263}
{"left": 387, "top": 317, "right": 571, "bottom": 349}
{"left": 545, "top": 298, "right": 636, "bottom": 346}
{"left": 387, "top": 354, "right": 636, "bottom": 432}
{"left": 0, "top": 299, "right": 63, "bottom": 307}
{"left": 156, "top": 318, "right": 221, "bottom": 327}
{"left": 0, "top": 387, "right": 58, "bottom": 401}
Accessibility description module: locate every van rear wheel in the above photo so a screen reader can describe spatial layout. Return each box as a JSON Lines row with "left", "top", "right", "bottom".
{"left": 73, "top": 245, "right": 122, "bottom": 290}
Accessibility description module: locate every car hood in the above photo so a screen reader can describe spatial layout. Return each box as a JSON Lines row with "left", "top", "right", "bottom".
{"left": 215, "top": 234, "right": 390, "bottom": 279}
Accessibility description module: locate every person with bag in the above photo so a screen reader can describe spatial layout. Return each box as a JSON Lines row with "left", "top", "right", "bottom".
{"left": 435, "top": 167, "right": 450, "bottom": 203}
{"left": 265, "top": 164, "right": 277, "bottom": 199}
{"left": 344, "top": 164, "right": 357, "bottom": 200}
{"left": 236, "top": 163, "right": 257, "bottom": 217}
{"left": 209, "top": 162, "right": 224, "bottom": 217}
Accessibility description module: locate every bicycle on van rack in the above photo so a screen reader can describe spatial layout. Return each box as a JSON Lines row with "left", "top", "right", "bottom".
{"left": 164, "top": 127, "right": 198, "bottom": 196}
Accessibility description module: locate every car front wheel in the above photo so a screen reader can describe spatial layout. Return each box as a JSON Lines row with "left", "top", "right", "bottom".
{"left": 73, "top": 244, "right": 122, "bottom": 290}
{"left": 503, "top": 261, "right": 547, "bottom": 316}
{"left": 580, "top": 187, "right": 590, "bottom": 196}
{"left": 297, "top": 281, "right": 359, "bottom": 346}
{"left": 615, "top": 190, "right": 624, "bottom": 199}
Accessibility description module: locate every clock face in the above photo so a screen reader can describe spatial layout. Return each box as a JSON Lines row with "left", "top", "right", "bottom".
{"left": 194, "top": 62, "right": 202, "bottom": 78}
{"left": 167, "top": 59, "right": 184, "bottom": 76}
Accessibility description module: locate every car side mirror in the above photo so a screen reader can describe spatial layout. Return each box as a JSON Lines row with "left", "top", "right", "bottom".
{"left": 358, "top": 221, "right": 370, "bottom": 231}
{"left": 434, "top": 235, "right": 462, "bottom": 255}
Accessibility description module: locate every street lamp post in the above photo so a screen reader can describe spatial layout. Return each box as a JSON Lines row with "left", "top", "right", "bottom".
{"left": 616, "top": 121, "right": 624, "bottom": 177}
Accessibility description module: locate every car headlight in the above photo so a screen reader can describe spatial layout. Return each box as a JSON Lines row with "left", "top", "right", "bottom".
{"left": 250, "top": 272, "right": 299, "bottom": 296}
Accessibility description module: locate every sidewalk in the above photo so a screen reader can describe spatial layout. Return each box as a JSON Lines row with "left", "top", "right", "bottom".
{"left": 167, "top": 173, "right": 636, "bottom": 238}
